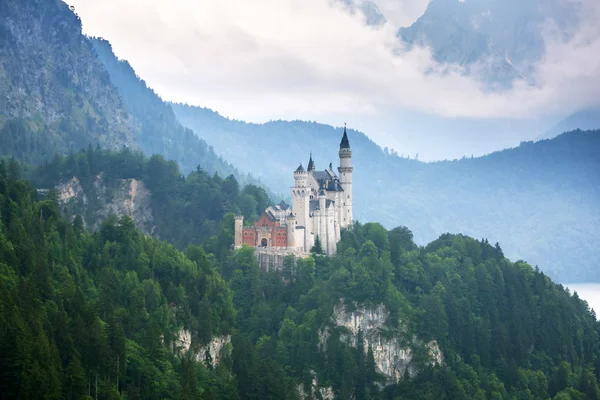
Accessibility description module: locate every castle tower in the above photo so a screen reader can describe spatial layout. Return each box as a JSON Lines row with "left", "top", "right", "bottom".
{"left": 338, "top": 124, "right": 353, "bottom": 228}
{"left": 286, "top": 212, "right": 296, "bottom": 250}
{"left": 234, "top": 215, "right": 244, "bottom": 248}
{"left": 292, "top": 164, "right": 310, "bottom": 237}
{"left": 318, "top": 187, "right": 327, "bottom": 250}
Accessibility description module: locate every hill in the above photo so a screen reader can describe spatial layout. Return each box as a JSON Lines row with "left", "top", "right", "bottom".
{"left": 2, "top": 162, "right": 600, "bottom": 399}
{"left": 172, "top": 104, "right": 600, "bottom": 283}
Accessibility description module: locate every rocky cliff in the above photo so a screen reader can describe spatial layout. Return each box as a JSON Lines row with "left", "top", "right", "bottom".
{"left": 327, "top": 300, "right": 443, "bottom": 382}
{"left": 57, "top": 173, "right": 155, "bottom": 234}
{"left": 175, "top": 329, "right": 232, "bottom": 368}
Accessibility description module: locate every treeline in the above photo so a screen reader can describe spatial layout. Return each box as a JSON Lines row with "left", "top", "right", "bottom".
{"left": 32, "top": 146, "right": 271, "bottom": 253}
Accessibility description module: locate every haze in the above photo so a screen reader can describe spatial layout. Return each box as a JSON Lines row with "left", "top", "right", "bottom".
{"left": 65, "top": 0, "right": 600, "bottom": 160}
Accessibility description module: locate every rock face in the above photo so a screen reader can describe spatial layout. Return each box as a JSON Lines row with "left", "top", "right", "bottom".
{"left": 175, "top": 329, "right": 231, "bottom": 367}
{"left": 57, "top": 174, "right": 155, "bottom": 234}
{"left": 297, "top": 372, "right": 334, "bottom": 400}
{"left": 329, "top": 301, "right": 443, "bottom": 382}
{"left": 0, "top": 0, "right": 133, "bottom": 161}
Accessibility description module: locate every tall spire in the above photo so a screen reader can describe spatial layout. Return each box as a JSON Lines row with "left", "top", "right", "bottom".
{"left": 340, "top": 123, "right": 350, "bottom": 149}
{"left": 307, "top": 152, "right": 315, "bottom": 171}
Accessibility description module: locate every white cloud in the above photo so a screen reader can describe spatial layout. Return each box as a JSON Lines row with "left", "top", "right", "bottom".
{"left": 64, "top": 0, "right": 600, "bottom": 133}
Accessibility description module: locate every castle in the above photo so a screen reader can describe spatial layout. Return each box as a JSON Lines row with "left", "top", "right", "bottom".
{"left": 234, "top": 126, "right": 353, "bottom": 255}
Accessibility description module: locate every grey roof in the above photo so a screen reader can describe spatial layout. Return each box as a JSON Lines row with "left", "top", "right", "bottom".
{"left": 312, "top": 170, "right": 332, "bottom": 182}
{"left": 340, "top": 126, "right": 350, "bottom": 149}
{"left": 278, "top": 200, "right": 290, "bottom": 210}
{"left": 295, "top": 164, "right": 305, "bottom": 172}
{"left": 311, "top": 169, "right": 343, "bottom": 192}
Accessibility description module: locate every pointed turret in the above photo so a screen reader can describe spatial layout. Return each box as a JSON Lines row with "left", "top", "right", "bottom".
{"left": 307, "top": 153, "right": 315, "bottom": 171}
{"left": 340, "top": 124, "right": 350, "bottom": 149}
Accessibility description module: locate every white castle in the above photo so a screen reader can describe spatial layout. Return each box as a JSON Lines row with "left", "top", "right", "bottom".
{"left": 235, "top": 126, "right": 353, "bottom": 255}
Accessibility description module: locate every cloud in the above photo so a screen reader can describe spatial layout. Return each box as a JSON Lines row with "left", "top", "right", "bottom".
{"left": 64, "top": 0, "right": 600, "bottom": 124}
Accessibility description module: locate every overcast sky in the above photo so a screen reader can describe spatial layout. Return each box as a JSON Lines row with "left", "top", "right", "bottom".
{"left": 64, "top": 0, "right": 600, "bottom": 160}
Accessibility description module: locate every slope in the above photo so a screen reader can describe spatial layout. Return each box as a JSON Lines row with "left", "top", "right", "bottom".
{"left": 537, "top": 109, "right": 600, "bottom": 140}
{"left": 90, "top": 38, "right": 254, "bottom": 181}
{"left": 0, "top": 0, "right": 133, "bottom": 162}
{"left": 172, "top": 103, "right": 600, "bottom": 283}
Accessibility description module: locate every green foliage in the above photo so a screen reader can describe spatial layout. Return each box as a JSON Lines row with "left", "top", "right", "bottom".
{"left": 219, "top": 222, "right": 600, "bottom": 399}
{"left": 32, "top": 147, "right": 271, "bottom": 251}
{"left": 0, "top": 164, "right": 237, "bottom": 399}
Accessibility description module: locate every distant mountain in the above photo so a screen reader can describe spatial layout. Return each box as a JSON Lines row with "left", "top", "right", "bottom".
{"left": 537, "top": 109, "right": 600, "bottom": 140}
{"left": 172, "top": 103, "right": 600, "bottom": 283}
{"left": 0, "top": 0, "right": 133, "bottom": 162}
{"left": 398, "top": 0, "right": 581, "bottom": 86}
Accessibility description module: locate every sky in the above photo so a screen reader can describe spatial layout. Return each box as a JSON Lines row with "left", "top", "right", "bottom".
{"left": 64, "top": 0, "right": 600, "bottom": 161}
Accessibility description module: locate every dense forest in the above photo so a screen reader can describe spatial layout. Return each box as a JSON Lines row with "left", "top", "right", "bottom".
{"left": 32, "top": 147, "right": 271, "bottom": 254}
{"left": 3, "top": 158, "right": 600, "bottom": 399}
{"left": 173, "top": 103, "right": 600, "bottom": 283}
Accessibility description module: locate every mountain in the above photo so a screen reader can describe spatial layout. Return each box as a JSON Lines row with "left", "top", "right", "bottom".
{"left": 537, "top": 109, "right": 600, "bottom": 140}
{"left": 172, "top": 103, "right": 600, "bottom": 283}
{"left": 0, "top": 0, "right": 258, "bottom": 189}
{"left": 2, "top": 163, "right": 600, "bottom": 399}
{"left": 89, "top": 38, "right": 254, "bottom": 180}
{"left": 0, "top": 0, "right": 133, "bottom": 162}
{"left": 398, "top": 0, "right": 581, "bottom": 86}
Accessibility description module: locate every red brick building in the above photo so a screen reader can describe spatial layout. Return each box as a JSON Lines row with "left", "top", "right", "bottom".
{"left": 242, "top": 211, "right": 288, "bottom": 248}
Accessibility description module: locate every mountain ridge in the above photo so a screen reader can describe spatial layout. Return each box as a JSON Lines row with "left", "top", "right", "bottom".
{"left": 172, "top": 100, "right": 600, "bottom": 283}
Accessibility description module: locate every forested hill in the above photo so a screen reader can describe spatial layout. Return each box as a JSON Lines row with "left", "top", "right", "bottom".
{"left": 2, "top": 160, "right": 600, "bottom": 399}
{"left": 33, "top": 147, "right": 271, "bottom": 254}
{"left": 173, "top": 103, "right": 600, "bottom": 283}
{"left": 0, "top": 0, "right": 258, "bottom": 188}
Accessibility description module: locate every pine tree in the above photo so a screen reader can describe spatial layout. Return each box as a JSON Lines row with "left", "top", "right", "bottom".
{"left": 311, "top": 235, "right": 323, "bottom": 255}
